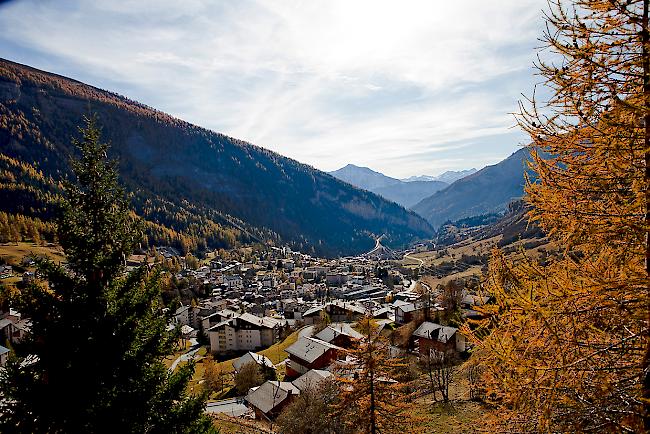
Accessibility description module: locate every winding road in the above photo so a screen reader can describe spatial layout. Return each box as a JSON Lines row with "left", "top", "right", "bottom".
{"left": 403, "top": 252, "right": 425, "bottom": 266}
{"left": 169, "top": 345, "right": 201, "bottom": 373}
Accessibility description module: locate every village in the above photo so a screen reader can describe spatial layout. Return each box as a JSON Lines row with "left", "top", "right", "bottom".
{"left": 0, "top": 238, "right": 491, "bottom": 430}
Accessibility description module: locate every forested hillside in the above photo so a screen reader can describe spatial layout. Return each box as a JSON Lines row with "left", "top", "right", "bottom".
{"left": 0, "top": 59, "right": 433, "bottom": 256}
{"left": 412, "top": 148, "right": 530, "bottom": 227}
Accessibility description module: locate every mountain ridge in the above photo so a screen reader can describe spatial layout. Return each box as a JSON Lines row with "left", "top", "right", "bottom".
{"left": 0, "top": 58, "right": 434, "bottom": 257}
{"left": 329, "top": 164, "right": 448, "bottom": 209}
{"left": 412, "top": 148, "right": 530, "bottom": 228}
{"left": 401, "top": 169, "right": 477, "bottom": 184}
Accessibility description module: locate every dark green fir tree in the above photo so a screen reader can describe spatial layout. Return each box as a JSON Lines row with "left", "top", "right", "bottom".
{"left": 0, "top": 117, "right": 216, "bottom": 433}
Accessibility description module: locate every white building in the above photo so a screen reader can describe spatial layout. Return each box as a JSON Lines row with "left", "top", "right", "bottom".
{"left": 207, "top": 313, "right": 282, "bottom": 354}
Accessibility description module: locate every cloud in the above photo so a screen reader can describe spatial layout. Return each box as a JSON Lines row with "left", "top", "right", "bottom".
{"left": 0, "top": 0, "right": 546, "bottom": 177}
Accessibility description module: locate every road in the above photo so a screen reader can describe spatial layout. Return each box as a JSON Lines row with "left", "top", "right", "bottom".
{"left": 169, "top": 345, "right": 201, "bottom": 373}
{"left": 205, "top": 397, "right": 251, "bottom": 417}
{"left": 403, "top": 251, "right": 425, "bottom": 266}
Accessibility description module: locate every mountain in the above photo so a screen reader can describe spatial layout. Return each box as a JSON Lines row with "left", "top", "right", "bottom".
{"left": 329, "top": 164, "right": 402, "bottom": 191}
{"left": 401, "top": 175, "right": 437, "bottom": 182}
{"left": 435, "top": 200, "right": 544, "bottom": 248}
{"left": 402, "top": 168, "right": 477, "bottom": 184}
{"left": 431, "top": 168, "right": 477, "bottom": 184}
{"left": 0, "top": 58, "right": 434, "bottom": 257}
{"left": 412, "top": 148, "right": 530, "bottom": 228}
{"left": 329, "top": 164, "right": 447, "bottom": 208}
{"left": 373, "top": 180, "right": 448, "bottom": 208}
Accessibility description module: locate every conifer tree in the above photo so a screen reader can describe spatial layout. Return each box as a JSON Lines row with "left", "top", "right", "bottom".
{"left": 0, "top": 117, "right": 215, "bottom": 433}
{"left": 467, "top": 1, "right": 650, "bottom": 431}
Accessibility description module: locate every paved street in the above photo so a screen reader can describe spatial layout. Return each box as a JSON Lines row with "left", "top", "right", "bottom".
{"left": 169, "top": 345, "right": 201, "bottom": 373}
{"left": 205, "top": 398, "right": 251, "bottom": 417}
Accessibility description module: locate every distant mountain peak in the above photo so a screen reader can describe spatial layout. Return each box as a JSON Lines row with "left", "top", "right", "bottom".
{"left": 403, "top": 168, "right": 477, "bottom": 184}
{"left": 329, "top": 164, "right": 448, "bottom": 209}
{"left": 329, "top": 164, "right": 401, "bottom": 191}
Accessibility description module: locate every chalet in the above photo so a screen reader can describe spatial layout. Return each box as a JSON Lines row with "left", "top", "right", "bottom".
{"left": 371, "top": 306, "right": 392, "bottom": 320}
{"left": 394, "top": 301, "right": 425, "bottom": 325}
{"left": 174, "top": 306, "right": 191, "bottom": 326}
{"left": 412, "top": 322, "right": 466, "bottom": 356}
{"left": 200, "top": 309, "right": 237, "bottom": 336}
{"left": 223, "top": 275, "right": 243, "bottom": 290}
{"left": 0, "top": 318, "right": 13, "bottom": 342}
{"left": 9, "top": 319, "right": 30, "bottom": 343}
{"left": 461, "top": 294, "right": 491, "bottom": 320}
{"left": 301, "top": 305, "right": 326, "bottom": 325}
{"left": 326, "top": 272, "right": 349, "bottom": 287}
{"left": 246, "top": 381, "right": 300, "bottom": 420}
{"left": 326, "top": 300, "right": 366, "bottom": 322}
{"left": 156, "top": 246, "right": 180, "bottom": 259}
{"left": 314, "top": 324, "right": 363, "bottom": 348}
{"left": 285, "top": 336, "right": 342, "bottom": 377}
{"left": 461, "top": 294, "right": 491, "bottom": 310}
{"left": 261, "top": 274, "right": 277, "bottom": 289}
{"left": 233, "top": 351, "right": 275, "bottom": 374}
{"left": 180, "top": 324, "right": 195, "bottom": 340}
{"left": 291, "top": 369, "right": 333, "bottom": 391}
{"left": 207, "top": 313, "right": 281, "bottom": 354}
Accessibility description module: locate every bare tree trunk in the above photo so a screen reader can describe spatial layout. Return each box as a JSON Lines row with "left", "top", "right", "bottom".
{"left": 368, "top": 336, "right": 377, "bottom": 434}
{"left": 642, "top": 0, "right": 650, "bottom": 429}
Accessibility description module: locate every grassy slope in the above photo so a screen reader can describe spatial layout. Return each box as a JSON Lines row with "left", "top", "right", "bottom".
{"left": 0, "top": 242, "right": 65, "bottom": 265}
{"left": 412, "top": 370, "right": 490, "bottom": 433}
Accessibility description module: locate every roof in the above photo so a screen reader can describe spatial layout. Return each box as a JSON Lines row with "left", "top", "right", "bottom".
{"left": 13, "top": 319, "right": 31, "bottom": 332}
{"left": 413, "top": 322, "right": 459, "bottom": 343}
{"left": 329, "top": 300, "right": 366, "bottom": 315}
{"left": 175, "top": 305, "right": 190, "bottom": 315}
{"left": 292, "top": 369, "right": 332, "bottom": 391}
{"left": 303, "top": 305, "right": 326, "bottom": 317}
{"left": 216, "top": 309, "right": 238, "bottom": 318}
{"left": 372, "top": 307, "right": 392, "bottom": 317}
{"left": 462, "top": 294, "right": 490, "bottom": 306}
{"left": 0, "top": 345, "right": 9, "bottom": 356}
{"left": 396, "top": 303, "right": 421, "bottom": 313}
{"left": 315, "top": 324, "right": 363, "bottom": 343}
{"left": 233, "top": 352, "right": 275, "bottom": 372}
{"left": 285, "top": 336, "right": 342, "bottom": 364}
{"left": 238, "top": 313, "right": 280, "bottom": 329}
{"left": 245, "top": 381, "right": 300, "bottom": 414}
{"left": 207, "top": 319, "right": 234, "bottom": 332}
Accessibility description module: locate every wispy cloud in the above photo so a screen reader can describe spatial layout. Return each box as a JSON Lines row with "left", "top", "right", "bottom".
{"left": 0, "top": 0, "right": 546, "bottom": 177}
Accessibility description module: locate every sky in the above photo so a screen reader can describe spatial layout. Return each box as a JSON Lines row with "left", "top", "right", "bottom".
{"left": 0, "top": 0, "right": 548, "bottom": 178}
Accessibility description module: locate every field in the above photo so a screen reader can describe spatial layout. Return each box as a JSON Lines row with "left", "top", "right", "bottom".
{"left": 0, "top": 242, "right": 66, "bottom": 265}
{"left": 400, "top": 231, "right": 553, "bottom": 291}
{"left": 411, "top": 368, "right": 489, "bottom": 433}
{"left": 210, "top": 414, "right": 273, "bottom": 433}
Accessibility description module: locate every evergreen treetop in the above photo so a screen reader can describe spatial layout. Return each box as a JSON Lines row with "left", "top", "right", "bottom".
{"left": 0, "top": 116, "right": 216, "bottom": 433}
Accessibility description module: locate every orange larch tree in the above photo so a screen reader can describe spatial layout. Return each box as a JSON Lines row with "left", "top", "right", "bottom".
{"left": 466, "top": 1, "right": 650, "bottom": 432}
